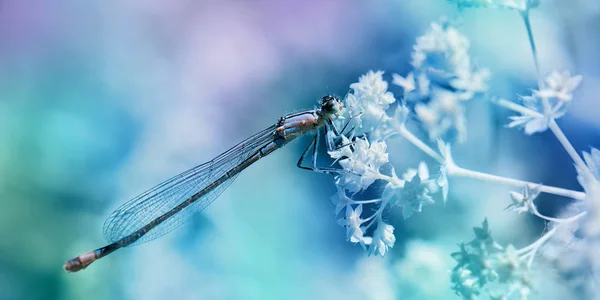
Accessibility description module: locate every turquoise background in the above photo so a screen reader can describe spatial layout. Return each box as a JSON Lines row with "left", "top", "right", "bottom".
{"left": 1, "top": 1, "right": 599, "bottom": 299}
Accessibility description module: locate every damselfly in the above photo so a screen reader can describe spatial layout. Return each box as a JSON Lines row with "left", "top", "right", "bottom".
{"left": 64, "top": 95, "right": 352, "bottom": 272}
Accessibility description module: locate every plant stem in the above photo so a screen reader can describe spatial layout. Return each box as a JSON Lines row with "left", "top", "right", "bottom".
{"left": 363, "top": 206, "right": 386, "bottom": 230}
{"left": 391, "top": 121, "right": 444, "bottom": 163}
{"left": 351, "top": 198, "right": 383, "bottom": 205}
{"left": 377, "top": 173, "right": 403, "bottom": 186}
{"left": 521, "top": 11, "right": 544, "bottom": 90}
{"left": 493, "top": 98, "right": 542, "bottom": 118}
{"left": 548, "top": 120, "right": 594, "bottom": 180}
{"left": 388, "top": 123, "right": 587, "bottom": 200}
{"left": 516, "top": 210, "right": 586, "bottom": 267}
{"left": 519, "top": 11, "right": 594, "bottom": 181}
{"left": 494, "top": 98, "right": 594, "bottom": 181}
{"left": 532, "top": 209, "right": 587, "bottom": 224}
{"left": 525, "top": 227, "right": 554, "bottom": 268}
{"left": 521, "top": 11, "right": 551, "bottom": 128}
{"left": 448, "top": 165, "right": 586, "bottom": 200}
{"left": 517, "top": 226, "right": 556, "bottom": 257}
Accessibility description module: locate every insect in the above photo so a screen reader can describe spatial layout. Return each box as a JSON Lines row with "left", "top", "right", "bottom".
{"left": 63, "top": 95, "right": 354, "bottom": 272}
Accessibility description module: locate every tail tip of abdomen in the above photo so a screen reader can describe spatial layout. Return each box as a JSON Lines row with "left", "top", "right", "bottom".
{"left": 63, "top": 250, "right": 97, "bottom": 272}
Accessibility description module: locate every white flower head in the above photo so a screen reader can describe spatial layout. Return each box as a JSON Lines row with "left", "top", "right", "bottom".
{"left": 577, "top": 148, "right": 600, "bottom": 193}
{"left": 345, "top": 71, "right": 397, "bottom": 136}
{"left": 505, "top": 184, "right": 541, "bottom": 214}
{"left": 509, "top": 70, "right": 583, "bottom": 135}
{"left": 417, "top": 73, "right": 431, "bottom": 96}
{"left": 450, "top": 220, "right": 530, "bottom": 299}
{"left": 330, "top": 185, "right": 354, "bottom": 215}
{"left": 416, "top": 88, "right": 469, "bottom": 143}
{"left": 383, "top": 162, "right": 435, "bottom": 219}
{"left": 507, "top": 113, "right": 554, "bottom": 136}
{"left": 576, "top": 148, "right": 600, "bottom": 238}
{"left": 582, "top": 148, "right": 600, "bottom": 181}
{"left": 369, "top": 222, "right": 396, "bottom": 257}
{"left": 338, "top": 205, "right": 372, "bottom": 247}
{"left": 335, "top": 138, "right": 389, "bottom": 193}
{"left": 327, "top": 133, "right": 353, "bottom": 162}
{"left": 392, "top": 72, "right": 415, "bottom": 96}
{"left": 451, "top": 67, "right": 491, "bottom": 96}
{"left": 412, "top": 22, "right": 488, "bottom": 93}
{"left": 535, "top": 70, "right": 583, "bottom": 103}
{"left": 406, "top": 22, "right": 488, "bottom": 143}
{"left": 507, "top": 93, "right": 565, "bottom": 136}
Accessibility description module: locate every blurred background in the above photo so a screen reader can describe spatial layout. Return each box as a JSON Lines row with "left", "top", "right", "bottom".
{"left": 1, "top": 0, "right": 599, "bottom": 299}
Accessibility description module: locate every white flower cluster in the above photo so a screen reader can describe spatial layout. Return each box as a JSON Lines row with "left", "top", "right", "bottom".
{"left": 543, "top": 148, "right": 600, "bottom": 298}
{"left": 393, "top": 22, "right": 490, "bottom": 143}
{"left": 447, "top": 0, "right": 541, "bottom": 12}
{"left": 451, "top": 220, "right": 532, "bottom": 299}
{"left": 342, "top": 70, "right": 409, "bottom": 141}
{"left": 328, "top": 71, "right": 448, "bottom": 256}
{"left": 334, "top": 138, "right": 389, "bottom": 194}
{"left": 382, "top": 162, "right": 437, "bottom": 219}
{"left": 508, "top": 71, "right": 583, "bottom": 135}
{"left": 345, "top": 71, "right": 396, "bottom": 137}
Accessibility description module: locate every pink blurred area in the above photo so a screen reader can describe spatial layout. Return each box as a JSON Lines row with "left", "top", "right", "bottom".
{"left": 0, "top": 0, "right": 374, "bottom": 184}
{"left": 0, "top": 0, "right": 365, "bottom": 105}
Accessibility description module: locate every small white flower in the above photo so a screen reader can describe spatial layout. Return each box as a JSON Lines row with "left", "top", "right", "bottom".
{"left": 505, "top": 184, "right": 540, "bottom": 214}
{"left": 338, "top": 205, "right": 372, "bottom": 247}
{"left": 451, "top": 68, "right": 491, "bottom": 94}
{"left": 415, "top": 103, "right": 438, "bottom": 128}
{"left": 365, "top": 104, "right": 411, "bottom": 142}
{"left": 509, "top": 71, "right": 582, "bottom": 135}
{"left": 535, "top": 70, "right": 583, "bottom": 103}
{"left": 393, "top": 104, "right": 410, "bottom": 126}
{"left": 346, "top": 71, "right": 397, "bottom": 135}
{"left": 506, "top": 92, "right": 568, "bottom": 135}
{"left": 416, "top": 89, "right": 468, "bottom": 142}
{"left": 327, "top": 134, "right": 353, "bottom": 162}
{"left": 336, "top": 138, "right": 389, "bottom": 193}
{"left": 577, "top": 148, "right": 600, "bottom": 192}
{"left": 507, "top": 114, "right": 554, "bottom": 136}
{"left": 383, "top": 162, "right": 435, "bottom": 219}
{"left": 330, "top": 186, "right": 354, "bottom": 215}
{"left": 576, "top": 148, "right": 600, "bottom": 238}
{"left": 417, "top": 72, "right": 430, "bottom": 96}
{"left": 392, "top": 72, "right": 416, "bottom": 95}
{"left": 451, "top": 220, "right": 531, "bottom": 299}
{"left": 582, "top": 148, "right": 600, "bottom": 181}
{"left": 411, "top": 51, "right": 427, "bottom": 69}
{"left": 405, "top": 161, "right": 440, "bottom": 194}
{"left": 412, "top": 22, "right": 486, "bottom": 93}
{"left": 401, "top": 22, "right": 487, "bottom": 143}
{"left": 369, "top": 222, "right": 396, "bottom": 256}
{"left": 413, "top": 23, "right": 449, "bottom": 56}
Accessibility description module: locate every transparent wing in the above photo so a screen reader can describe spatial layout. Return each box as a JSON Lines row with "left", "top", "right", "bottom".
{"left": 102, "top": 124, "right": 277, "bottom": 246}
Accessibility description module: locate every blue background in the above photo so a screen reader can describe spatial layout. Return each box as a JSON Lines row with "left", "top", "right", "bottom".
{"left": 1, "top": 0, "right": 599, "bottom": 299}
